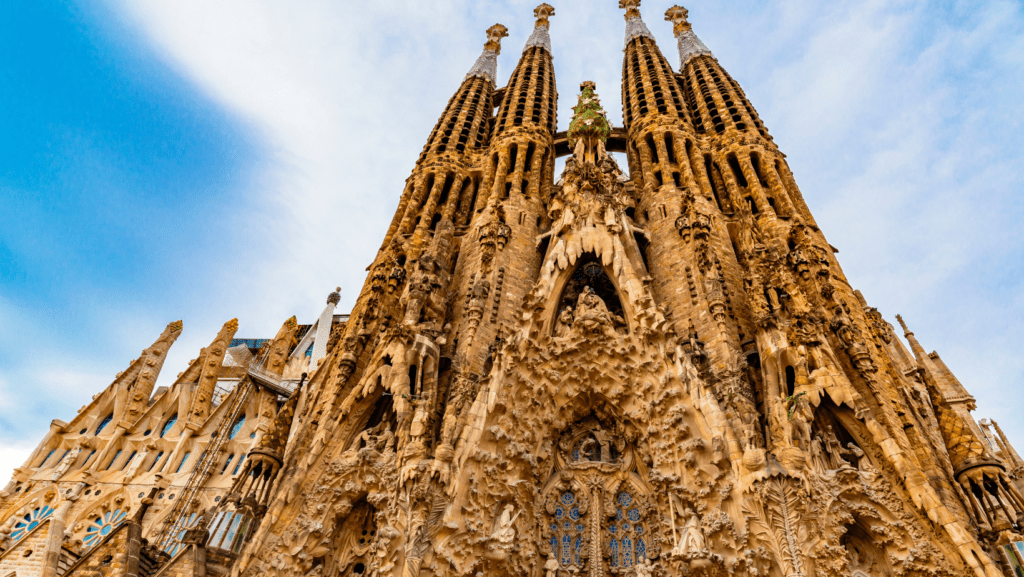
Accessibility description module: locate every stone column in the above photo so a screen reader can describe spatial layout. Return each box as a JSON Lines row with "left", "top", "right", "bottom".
{"left": 41, "top": 483, "right": 85, "bottom": 577}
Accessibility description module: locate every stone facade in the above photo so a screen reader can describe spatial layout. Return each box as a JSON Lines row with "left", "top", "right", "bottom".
{"left": 2, "top": 3, "right": 1024, "bottom": 577}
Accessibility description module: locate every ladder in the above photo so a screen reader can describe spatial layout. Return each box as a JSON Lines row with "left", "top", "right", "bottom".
{"left": 154, "top": 377, "right": 253, "bottom": 553}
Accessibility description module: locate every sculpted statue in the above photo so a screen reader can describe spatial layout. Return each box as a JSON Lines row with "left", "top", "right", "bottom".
{"left": 823, "top": 425, "right": 843, "bottom": 469}
{"left": 787, "top": 393, "right": 813, "bottom": 450}
{"left": 846, "top": 443, "right": 879, "bottom": 480}
{"left": 634, "top": 556, "right": 654, "bottom": 577}
{"left": 809, "top": 435, "right": 829, "bottom": 474}
{"left": 492, "top": 504, "right": 519, "bottom": 544}
{"left": 673, "top": 509, "right": 706, "bottom": 557}
{"left": 573, "top": 286, "right": 623, "bottom": 338}
{"left": 52, "top": 440, "right": 86, "bottom": 481}
{"left": 544, "top": 557, "right": 559, "bottom": 577}
{"left": 555, "top": 306, "right": 574, "bottom": 338}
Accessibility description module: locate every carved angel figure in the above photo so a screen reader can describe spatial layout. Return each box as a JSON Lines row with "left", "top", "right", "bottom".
{"left": 573, "top": 286, "right": 622, "bottom": 338}
{"left": 634, "top": 556, "right": 654, "bottom": 577}
{"left": 673, "top": 510, "right": 706, "bottom": 557}
{"left": 555, "top": 306, "right": 574, "bottom": 338}
{"left": 492, "top": 504, "right": 519, "bottom": 544}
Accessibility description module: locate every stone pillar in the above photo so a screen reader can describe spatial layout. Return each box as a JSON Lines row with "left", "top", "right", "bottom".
{"left": 41, "top": 483, "right": 85, "bottom": 577}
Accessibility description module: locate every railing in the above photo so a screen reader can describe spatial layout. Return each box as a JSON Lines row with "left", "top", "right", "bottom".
{"left": 246, "top": 364, "right": 300, "bottom": 397}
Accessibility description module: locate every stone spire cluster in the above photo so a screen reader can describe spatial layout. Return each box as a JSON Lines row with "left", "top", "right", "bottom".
{"left": 1, "top": 4, "right": 1020, "bottom": 577}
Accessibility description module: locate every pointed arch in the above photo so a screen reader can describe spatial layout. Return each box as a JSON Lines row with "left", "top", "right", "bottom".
{"left": 545, "top": 252, "right": 635, "bottom": 337}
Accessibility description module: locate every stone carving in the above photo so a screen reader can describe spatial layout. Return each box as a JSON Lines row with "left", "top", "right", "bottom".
{"left": 0, "top": 10, "right": 1010, "bottom": 577}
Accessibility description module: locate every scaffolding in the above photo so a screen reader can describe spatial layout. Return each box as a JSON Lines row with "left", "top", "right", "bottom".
{"left": 153, "top": 377, "right": 253, "bottom": 553}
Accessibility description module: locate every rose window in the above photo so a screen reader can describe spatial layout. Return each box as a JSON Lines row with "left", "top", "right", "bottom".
{"left": 550, "top": 491, "right": 585, "bottom": 568}
{"left": 608, "top": 491, "right": 647, "bottom": 569}
{"left": 11, "top": 506, "right": 54, "bottom": 541}
{"left": 83, "top": 509, "right": 128, "bottom": 547}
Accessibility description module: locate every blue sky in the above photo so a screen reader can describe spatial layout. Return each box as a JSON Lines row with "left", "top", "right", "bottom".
{"left": 1, "top": 0, "right": 1022, "bottom": 480}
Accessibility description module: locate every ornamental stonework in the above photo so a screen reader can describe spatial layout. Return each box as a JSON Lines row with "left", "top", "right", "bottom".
{"left": 2, "top": 3, "right": 1023, "bottom": 577}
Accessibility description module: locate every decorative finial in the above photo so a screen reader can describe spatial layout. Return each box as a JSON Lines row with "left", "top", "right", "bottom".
{"left": 468, "top": 25, "right": 509, "bottom": 84}
{"left": 665, "top": 5, "right": 712, "bottom": 66}
{"left": 620, "top": 0, "right": 654, "bottom": 45}
{"left": 619, "top": 0, "right": 642, "bottom": 20}
{"left": 168, "top": 320, "right": 183, "bottom": 332}
{"left": 327, "top": 286, "right": 341, "bottom": 305}
{"left": 484, "top": 24, "right": 510, "bottom": 55}
{"left": 525, "top": 5, "right": 555, "bottom": 53}
{"left": 664, "top": 5, "right": 690, "bottom": 34}
{"left": 534, "top": 3, "right": 555, "bottom": 27}
{"left": 225, "top": 318, "right": 239, "bottom": 331}
{"left": 567, "top": 82, "right": 612, "bottom": 162}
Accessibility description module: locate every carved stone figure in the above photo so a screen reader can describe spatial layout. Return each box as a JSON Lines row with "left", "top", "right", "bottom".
{"left": 492, "top": 503, "right": 519, "bottom": 544}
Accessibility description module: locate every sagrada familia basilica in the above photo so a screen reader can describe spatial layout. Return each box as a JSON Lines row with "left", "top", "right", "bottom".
{"left": 2, "top": 2, "right": 1023, "bottom": 576}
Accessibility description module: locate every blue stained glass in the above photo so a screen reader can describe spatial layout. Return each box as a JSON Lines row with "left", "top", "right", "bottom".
{"left": 609, "top": 525, "right": 617, "bottom": 535}
{"left": 12, "top": 506, "right": 53, "bottom": 541}
{"left": 576, "top": 524, "right": 584, "bottom": 532}
{"left": 610, "top": 539, "right": 619, "bottom": 567}
{"left": 305, "top": 344, "right": 314, "bottom": 357}
{"left": 229, "top": 416, "right": 246, "bottom": 439}
{"left": 160, "top": 415, "right": 178, "bottom": 438}
{"left": 121, "top": 451, "right": 136, "bottom": 470}
{"left": 573, "top": 535, "right": 583, "bottom": 564}
{"left": 615, "top": 509, "right": 623, "bottom": 521}
{"left": 622, "top": 523, "right": 631, "bottom": 532}
{"left": 550, "top": 523, "right": 558, "bottom": 532}
{"left": 622, "top": 536, "right": 634, "bottom": 567}
{"left": 561, "top": 534, "right": 571, "bottom": 565}
{"left": 95, "top": 413, "right": 113, "bottom": 435}
{"left": 637, "top": 538, "right": 646, "bottom": 560}
{"left": 83, "top": 509, "right": 127, "bottom": 547}
{"left": 550, "top": 535, "right": 558, "bottom": 558}
{"left": 560, "top": 492, "right": 575, "bottom": 505}
{"left": 627, "top": 508, "right": 640, "bottom": 521}
{"left": 176, "top": 452, "right": 191, "bottom": 473}
{"left": 635, "top": 525, "right": 644, "bottom": 535}
{"left": 572, "top": 448, "right": 580, "bottom": 461}
{"left": 149, "top": 451, "right": 164, "bottom": 471}
{"left": 555, "top": 506, "right": 564, "bottom": 519}
{"left": 617, "top": 492, "right": 633, "bottom": 507}
{"left": 563, "top": 521, "right": 570, "bottom": 531}
{"left": 40, "top": 449, "right": 55, "bottom": 467}
{"left": 569, "top": 507, "right": 580, "bottom": 520}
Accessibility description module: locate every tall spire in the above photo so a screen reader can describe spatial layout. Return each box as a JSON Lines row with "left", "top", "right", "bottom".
{"left": 665, "top": 5, "right": 713, "bottom": 68}
{"left": 524, "top": 3, "right": 555, "bottom": 53}
{"left": 466, "top": 24, "right": 509, "bottom": 85}
{"left": 620, "top": 0, "right": 655, "bottom": 46}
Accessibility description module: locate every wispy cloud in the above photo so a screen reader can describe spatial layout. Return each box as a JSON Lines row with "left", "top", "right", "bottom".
{"left": 1, "top": 0, "right": 1022, "bottom": 484}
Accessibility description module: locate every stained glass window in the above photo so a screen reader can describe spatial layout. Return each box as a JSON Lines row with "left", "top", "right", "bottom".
{"left": 95, "top": 413, "right": 113, "bottom": 435}
{"left": 229, "top": 416, "right": 246, "bottom": 439}
{"left": 608, "top": 491, "right": 646, "bottom": 569}
{"left": 221, "top": 454, "right": 235, "bottom": 474}
{"left": 166, "top": 513, "right": 200, "bottom": 556}
{"left": 11, "top": 506, "right": 54, "bottom": 541}
{"left": 175, "top": 452, "right": 191, "bottom": 473}
{"left": 160, "top": 414, "right": 178, "bottom": 438}
{"left": 149, "top": 451, "right": 164, "bottom": 472}
{"left": 83, "top": 509, "right": 128, "bottom": 548}
{"left": 39, "top": 449, "right": 56, "bottom": 467}
{"left": 232, "top": 454, "right": 245, "bottom": 475}
{"left": 551, "top": 491, "right": 584, "bottom": 568}
{"left": 106, "top": 450, "right": 122, "bottom": 470}
{"left": 121, "top": 451, "right": 137, "bottom": 470}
